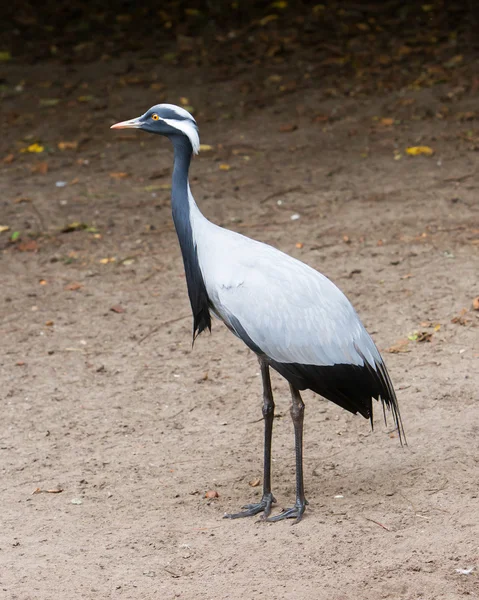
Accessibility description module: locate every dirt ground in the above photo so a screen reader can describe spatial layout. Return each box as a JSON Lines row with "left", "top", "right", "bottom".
{"left": 1, "top": 34, "right": 479, "bottom": 600}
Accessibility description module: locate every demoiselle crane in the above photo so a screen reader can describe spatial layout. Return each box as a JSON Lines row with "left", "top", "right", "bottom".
{"left": 111, "top": 104, "right": 405, "bottom": 523}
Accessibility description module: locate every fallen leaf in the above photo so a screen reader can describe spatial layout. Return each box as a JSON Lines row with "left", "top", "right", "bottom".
{"left": 39, "top": 98, "right": 60, "bottom": 107}
{"left": 387, "top": 339, "right": 410, "bottom": 353}
{"left": 16, "top": 361, "right": 25, "bottom": 366}
{"left": 219, "top": 163, "right": 231, "bottom": 171}
{"left": 45, "top": 320, "right": 54, "bottom": 326}
{"left": 77, "top": 95, "right": 94, "bottom": 103}
{"left": 406, "top": 146, "right": 434, "bottom": 156}
{"left": 99, "top": 257, "right": 116, "bottom": 264}
{"left": 110, "top": 305, "right": 125, "bottom": 313}
{"left": 61, "top": 222, "right": 88, "bottom": 233}
{"left": 199, "top": 144, "right": 214, "bottom": 152}
{"left": 380, "top": 118, "right": 394, "bottom": 126}
{"left": 143, "top": 184, "right": 171, "bottom": 191}
{"left": 0, "top": 51, "right": 12, "bottom": 61}
{"left": 259, "top": 14, "right": 279, "bottom": 26}
{"left": 39, "top": 279, "right": 47, "bottom": 285}
{"left": 204, "top": 490, "right": 219, "bottom": 499}
{"left": 472, "top": 297, "right": 479, "bottom": 311}
{"left": 10, "top": 231, "right": 21, "bottom": 242}
{"left": 64, "top": 282, "right": 82, "bottom": 291}
{"left": 17, "top": 240, "right": 38, "bottom": 252}
{"left": 313, "top": 114, "right": 330, "bottom": 123}
{"left": 416, "top": 331, "right": 433, "bottom": 342}
{"left": 279, "top": 123, "right": 298, "bottom": 133}
{"left": 58, "top": 141, "right": 78, "bottom": 151}
{"left": 0, "top": 225, "right": 10, "bottom": 233}
{"left": 150, "top": 82, "right": 166, "bottom": 91}
{"left": 295, "top": 242, "right": 304, "bottom": 249}
{"left": 109, "top": 172, "right": 129, "bottom": 179}
{"left": 20, "top": 143, "right": 44, "bottom": 153}
{"left": 451, "top": 308, "right": 470, "bottom": 325}
{"left": 249, "top": 478, "right": 261, "bottom": 487}
{"left": 32, "top": 486, "right": 63, "bottom": 494}
{"left": 31, "top": 161, "right": 48, "bottom": 174}
{"left": 3, "top": 153, "right": 15, "bottom": 163}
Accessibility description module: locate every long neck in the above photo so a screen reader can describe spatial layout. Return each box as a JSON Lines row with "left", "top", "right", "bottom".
{"left": 170, "top": 136, "right": 211, "bottom": 339}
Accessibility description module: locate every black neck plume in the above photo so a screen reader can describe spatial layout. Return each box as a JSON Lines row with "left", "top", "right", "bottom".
{"left": 170, "top": 135, "right": 211, "bottom": 339}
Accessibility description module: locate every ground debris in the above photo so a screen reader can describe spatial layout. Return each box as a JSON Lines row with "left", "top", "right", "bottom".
{"left": 32, "top": 486, "right": 63, "bottom": 495}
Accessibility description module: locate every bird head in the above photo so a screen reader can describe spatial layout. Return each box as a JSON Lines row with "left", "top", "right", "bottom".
{"left": 111, "top": 104, "right": 200, "bottom": 154}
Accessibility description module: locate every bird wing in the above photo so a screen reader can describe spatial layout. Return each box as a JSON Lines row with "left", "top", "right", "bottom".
{"left": 207, "top": 237, "right": 380, "bottom": 369}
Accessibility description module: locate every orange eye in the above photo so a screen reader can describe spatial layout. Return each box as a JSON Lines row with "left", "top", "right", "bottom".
{"left": 152, "top": 113, "right": 159, "bottom": 121}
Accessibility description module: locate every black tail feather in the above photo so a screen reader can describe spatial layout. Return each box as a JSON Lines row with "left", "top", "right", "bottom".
{"left": 269, "top": 356, "right": 405, "bottom": 444}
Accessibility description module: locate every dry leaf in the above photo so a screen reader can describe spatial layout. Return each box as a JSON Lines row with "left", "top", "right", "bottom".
{"left": 295, "top": 242, "right": 304, "bottom": 249}
{"left": 387, "top": 339, "right": 410, "bottom": 353}
{"left": 199, "top": 144, "right": 214, "bottom": 152}
{"left": 17, "top": 240, "right": 38, "bottom": 252}
{"left": 219, "top": 163, "right": 231, "bottom": 171}
{"left": 380, "top": 118, "right": 394, "bottom": 126}
{"left": 109, "top": 172, "right": 129, "bottom": 179}
{"left": 406, "top": 146, "right": 434, "bottom": 156}
{"left": 3, "top": 153, "right": 15, "bottom": 164}
{"left": 416, "top": 331, "right": 433, "bottom": 342}
{"left": 64, "top": 282, "right": 82, "bottom": 291}
{"left": 99, "top": 257, "right": 116, "bottom": 264}
{"left": 31, "top": 161, "right": 48, "bottom": 175}
{"left": 205, "top": 490, "right": 219, "bottom": 499}
{"left": 61, "top": 222, "right": 88, "bottom": 233}
{"left": 110, "top": 305, "right": 125, "bottom": 313}
{"left": 58, "top": 141, "right": 78, "bottom": 151}
{"left": 0, "top": 225, "right": 10, "bottom": 233}
{"left": 472, "top": 297, "right": 479, "bottom": 311}
{"left": 279, "top": 123, "right": 298, "bottom": 133}
{"left": 249, "top": 478, "right": 261, "bottom": 487}
{"left": 313, "top": 114, "right": 330, "bottom": 123}
{"left": 451, "top": 308, "right": 469, "bottom": 325}
{"left": 45, "top": 320, "right": 54, "bottom": 326}
{"left": 32, "top": 487, "right": 63, "bottom": 494}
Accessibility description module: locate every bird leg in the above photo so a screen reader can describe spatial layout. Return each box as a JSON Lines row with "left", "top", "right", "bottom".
{"left": 224, "top": 358, "right": 276, "bottom": 519}
{"left": 267, "top": 384, "right": 307, "bottom": 523}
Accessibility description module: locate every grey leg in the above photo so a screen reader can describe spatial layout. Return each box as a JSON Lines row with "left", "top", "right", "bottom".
{"left": 224, "top": 358, "right": 276, "bottom": 519}
{"left": 267, "top": 384, "right": 307, "bottom": 523}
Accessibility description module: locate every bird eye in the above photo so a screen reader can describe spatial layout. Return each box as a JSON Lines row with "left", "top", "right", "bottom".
{"left": 151, "top": 113, "right": 159, "bottom": 121}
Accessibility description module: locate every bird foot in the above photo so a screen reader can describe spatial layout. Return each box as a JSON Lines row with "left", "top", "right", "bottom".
{"left": 266, "top": 499, "right": 308, "bottom": 524}
{"left": 223, "top": 493, "right": 276, "bottom": 520}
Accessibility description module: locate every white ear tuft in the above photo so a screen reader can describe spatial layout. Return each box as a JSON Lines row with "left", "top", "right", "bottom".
{"left": 163, "top": 118, "right": 200, "bottom": 154}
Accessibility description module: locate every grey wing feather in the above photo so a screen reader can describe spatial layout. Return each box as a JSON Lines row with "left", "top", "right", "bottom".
{"left": 211, "top": 245, "right": 380, "bottom": 370}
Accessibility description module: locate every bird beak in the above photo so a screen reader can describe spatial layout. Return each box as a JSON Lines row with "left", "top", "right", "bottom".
{"left": 110, "top": 117, "right": 142, "bottom": 130}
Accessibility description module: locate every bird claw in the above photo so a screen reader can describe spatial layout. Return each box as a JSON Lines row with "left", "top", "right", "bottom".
{"left": 265, "top": 499, "right": 307, "bottom": 524}
{"left": 223, "top": 493, "right": 276, "bottom": 520}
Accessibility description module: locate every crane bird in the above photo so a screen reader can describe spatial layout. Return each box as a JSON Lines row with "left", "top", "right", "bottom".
{"left": 111, "top": 104, "right": 405, "bottom": 523}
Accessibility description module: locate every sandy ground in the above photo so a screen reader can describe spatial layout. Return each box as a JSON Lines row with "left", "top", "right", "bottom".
{"left": 1, "top": 54, "right": 479, "bottom": 600}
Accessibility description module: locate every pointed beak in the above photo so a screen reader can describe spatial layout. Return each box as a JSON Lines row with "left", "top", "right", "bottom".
{"left": 110, "top": 117, "right": 142, "bottom": 130}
